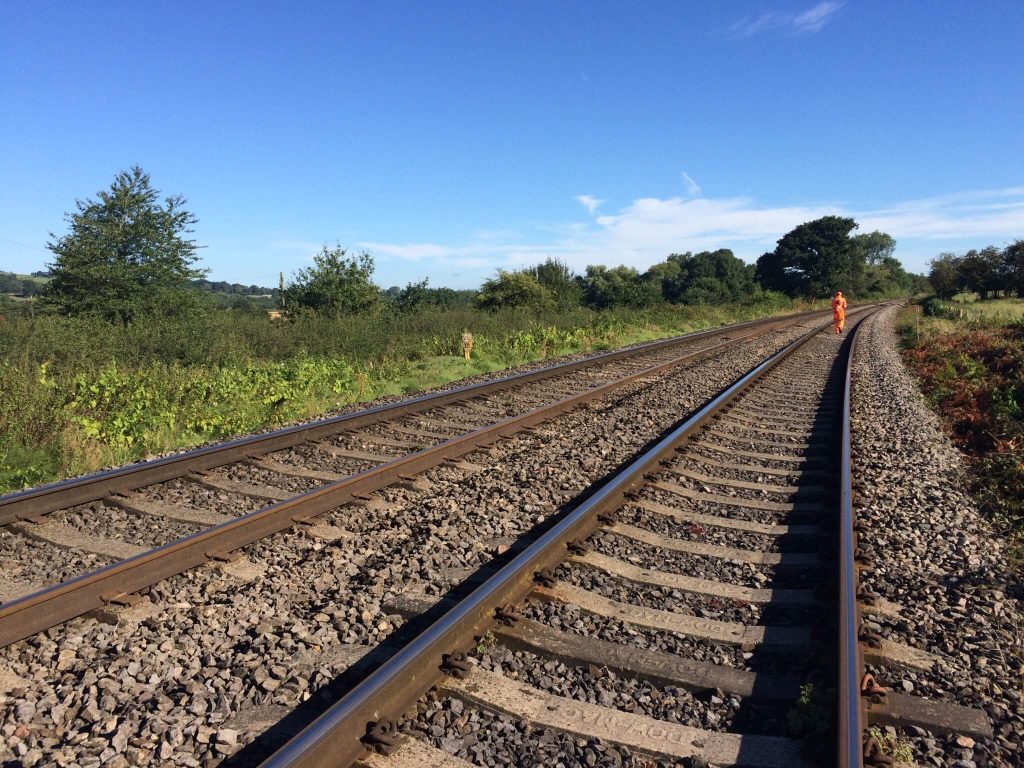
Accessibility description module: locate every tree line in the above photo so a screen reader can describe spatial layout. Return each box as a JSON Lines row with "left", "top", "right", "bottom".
{"left": 927, "top": 243, "right": 1024, "bottom": 300}
{"left": 451, "top": 216, "right": 924, "bottom": 313}
{"left": 22, "top": 167, "right": 923, "bottom": 323}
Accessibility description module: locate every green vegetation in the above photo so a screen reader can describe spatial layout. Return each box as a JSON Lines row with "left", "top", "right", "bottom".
{"left": 866, "top": 726, "right": 915, "bottom": 763}
{"left": 282, "top": 246, "right": 381, "bottom": 317}
{"left": 475, "top": 268, "right": 556, "bottom": 311}
{"left": 474, "top": 630, "right": 497, "bottom": 655}
{"left": 657, "top": 249, "right": 756, "bottom": 305}
{"left": 899, "top": 298, "right": 1024, "bottom": 567}
{"left": 43, "top": 166, "right": 204, "bottom": 322}
{"left": 0, "top": 272, "right": 46, "bottom": 297}
{"left": 0, "top": 295, "right": 813, "bottom": 493}
{"left": 0, "top": 166, "right": 924, "bottom": 493}
{"left": 786, "top": 682, "right": 834, "bottom": 739}
{"left": 756, "top": 218, "right": 925, "bottom": 298}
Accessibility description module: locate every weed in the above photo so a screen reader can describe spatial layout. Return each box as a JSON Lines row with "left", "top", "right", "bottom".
{"left": 787, "top": 682, "right": 834, "bottom": 738}
{"left": 866, "top": 726, "right": 915, "bottom": 762}
{"left": 474, "top": 631, "right": 496, "bottom": 655}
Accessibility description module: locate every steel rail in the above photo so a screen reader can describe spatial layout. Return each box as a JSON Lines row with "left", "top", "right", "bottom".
{"left": 0, "top": 308, "right": 831, "bottom": 525}
{"left": 259, "top": 309, "right": 874, "bottom": 768}
{"left": 838, "top": 314, "right": 866, "bottom": 766}
{"left": 0, "top": 321, "right": 805, "bottom": 649}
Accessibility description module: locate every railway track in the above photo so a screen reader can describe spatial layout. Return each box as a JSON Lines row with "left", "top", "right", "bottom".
{"left": 251, "top": 307, "right": 992, "bottom": 768}
{"left": 0, "top": 309, "right": 833, "bottom": 648}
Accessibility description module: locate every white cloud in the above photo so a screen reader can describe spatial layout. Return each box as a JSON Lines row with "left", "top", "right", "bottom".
{"left": 575, "top": 195, "right": 606, "bottom": 215}
{"left": 681, "top": 172, "right": 702, "bottom": 198}
{"left": 728, "top": 1, "right": 844, "bottom": 38}
{"left": 857, "top": 187, "right": 1024, "bottom": 239}
{"left": 357, "top": 186, "right": 1024, "bottom": 279}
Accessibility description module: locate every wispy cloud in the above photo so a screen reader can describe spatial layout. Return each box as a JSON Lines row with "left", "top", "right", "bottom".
{"left": 728, "top": 1, "right": 845, "bottom": 38}
{"left": 792, "top": 1, "right": 845, "bottom": 33}
{"left": 681, "top": 172, "right": 702, "bottom": 198}
{"left": 857, "top": 187, "right": 1024, "bottom": 239}
{"left": 358, "top": 186, "right": 1024, "bottom": 278}
{"left": 575, "top": 195, "right": 606, "bottom": 215}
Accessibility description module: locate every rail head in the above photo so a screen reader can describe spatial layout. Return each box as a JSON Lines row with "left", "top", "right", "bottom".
{"left": 838, "top": 314, "right": 868, "bottom": 768}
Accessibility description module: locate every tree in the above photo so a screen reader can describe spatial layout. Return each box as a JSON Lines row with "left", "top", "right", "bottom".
{"left": 958, "top": 247, "right": 1003, "bottom": 300}
{"left": 928, "top": 254, "right": 961, "bottom": 299}
{"left": 1002, "top": 241, "right": 1024, "bottom": 298}
{"left": 283, "top": 245, "right": 381, "bottom": 316}
{"left": 396, "top": 278, "right": 432, "bottom": 312}
{"left": 475, "top": 270, "right": 553, "bottom": 310}
{"left": 0, "top": 273, "right": 21, "bottom": 293}
{"left": 526, "top": 258, "right": 582, "bottom": 309}
{"left": 44, "top": 166, "right": 205, "bottom": 322}
{"left": 581, "top": 265, "right": 661, "bottom": 309}
{"left": 657, "top": 249, "right": 756, "bottom": 304}
{"left": 852, "top": 231, "right": 896, "bottom": 267}
{"left": 642, "top": 258, "right": 682, "bottom": 293}
{"left": 755, "top": 216, "right": 863, "bottom": 298}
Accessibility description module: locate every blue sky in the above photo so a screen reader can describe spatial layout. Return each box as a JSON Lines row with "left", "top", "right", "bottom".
{"left": 1, "top": 1, "right": 1022, "bottom": 289}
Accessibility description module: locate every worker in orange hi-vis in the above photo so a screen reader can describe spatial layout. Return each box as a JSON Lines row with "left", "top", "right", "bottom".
{"left": 831, "top": 291, "right": 848, "bottom": 334}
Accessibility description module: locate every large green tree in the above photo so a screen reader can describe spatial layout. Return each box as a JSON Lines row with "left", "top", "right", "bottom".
{"left": 852, "top": 231, "right": 896, "bottom": 266}
{"left": 283, "top": 246, "right": 381, "bottom": 317}
{"left": 44, "top": 166, "right": 205, "bottom": 322}
{"left": 958, "top": 247, "right": 1003, "bottom": 300}
{"left": 394, "top": 278, "right": 432, "bottom": 313}
{"left": 1003, "top": 240, "right": 1024, "bottom": 298}
{"left": 755, "top": 216, "right": 864, "bottom": 298}
{"left": 474, "top": 270, "right": 553, "bottom": 310}
{"left": 581, "top": 265, "right": 661, "bottom": 309}
{"left": 654, "top": 249, "right": 756, "bottom": 304}
{"left": 928, "top": 254, "right": 961, "bottom": 299}
{"left": 527, "top": 258, "right": 582, "bottom": 309}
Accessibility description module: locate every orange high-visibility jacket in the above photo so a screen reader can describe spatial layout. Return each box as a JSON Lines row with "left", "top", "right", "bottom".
{"left": 831, "top": 294, "right": 847, "bottom": 316}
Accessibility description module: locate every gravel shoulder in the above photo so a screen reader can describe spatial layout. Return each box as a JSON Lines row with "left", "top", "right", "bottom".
{"left": 852, "top": 305, "right": 1023, "bottom": 767}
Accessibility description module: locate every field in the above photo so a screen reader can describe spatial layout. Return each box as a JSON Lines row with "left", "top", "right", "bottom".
{"left": 0, "top": 295, "right": 812, "bottom": 494}
{"left": 927, "top": 293, "right": 1024, "bottom": 322}
{"left": 899, "top": 298, "right": 1024, "bottom": 564}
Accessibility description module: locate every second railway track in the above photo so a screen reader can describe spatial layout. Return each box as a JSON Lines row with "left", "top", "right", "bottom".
{"left": 0, "top": 309, "right": 833, "bottom": 646}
